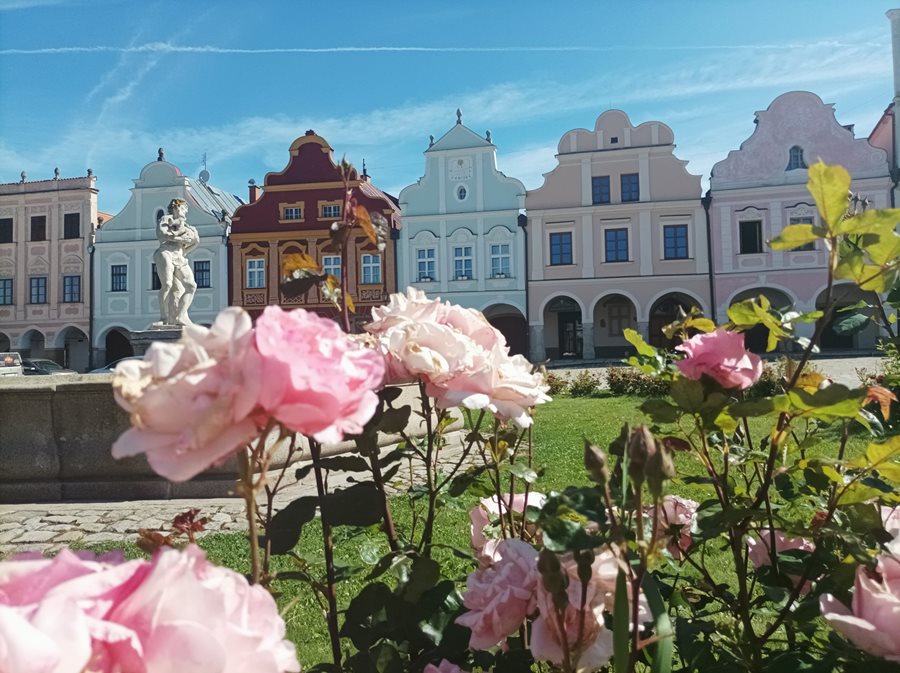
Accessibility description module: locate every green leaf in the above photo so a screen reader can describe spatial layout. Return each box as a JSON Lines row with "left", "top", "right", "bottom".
{"left": 833, "top": 313, "right": 870, "bottom": 335}
{"left": 623, "top": 328, "right": 657, "bottom": 358}
{"left": 372, "top": 641, "right": 402, "bottom": 673}
{"left": 265, "top": 496, "right": 317, "bottom": 555}
{"left": 670, "top": 378, "right": 705, "bottom": 413}
{"left": 866, "top": 436, "right": 900, "bottom": 465}
{"left": 643, "top": 573, "right": 674, "bottom": 673}
{"left": 508, "top": 461, "right": 539, "bottom": 483}
{"left": 613, "top": 568, "right": 630, "bottom": 672}
{"left": 403, "top": 556, "right": 440, "bottom": 603}
{"left": 448, "top": 464, "right": 490, "bottom": 497}
{"left": 769, "top": 223, "right": 822, "bottom": 250}
{"left": 807, "top": 161, "right": 851, "bottom": 230}
{"left": 641, "top": 398, "right": 680, "bottom": 424}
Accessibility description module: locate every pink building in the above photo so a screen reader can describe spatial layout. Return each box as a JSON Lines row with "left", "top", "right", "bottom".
{"left": 708, "top": 91, "right": 892, "bottom": 351}
{"left": 0, "top": 172, "right": 100, "bottom": 370}
{"left": 525, "top": 110, "right": 710, "bottom": 361}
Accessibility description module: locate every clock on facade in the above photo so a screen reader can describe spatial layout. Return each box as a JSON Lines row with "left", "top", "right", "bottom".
{"left": 448, "top": 157, "right": 472, "bottom": 181}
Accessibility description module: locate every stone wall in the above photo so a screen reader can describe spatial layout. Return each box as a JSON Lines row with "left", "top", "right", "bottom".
{"left": 0, "top": 375, "right": 455, "bottom": 503}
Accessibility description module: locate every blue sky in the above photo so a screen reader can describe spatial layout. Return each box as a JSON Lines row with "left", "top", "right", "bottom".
{"left": 0, "top": 0, "right": 897, "bottom": 213}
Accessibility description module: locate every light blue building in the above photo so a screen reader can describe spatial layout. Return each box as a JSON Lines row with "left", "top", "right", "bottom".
{"left": 398, "top": 112, "right": 528, "bottom": 354}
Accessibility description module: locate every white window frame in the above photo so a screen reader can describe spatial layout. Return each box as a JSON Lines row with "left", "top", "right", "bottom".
{"left": 452, "top": 245, "right": 473, "bottom": 280}
{"left": 283, "top": 206, "right": 302, "bottom": 220}
{"left": 599, "top": 220, "right": 633, "bottom": 265}
{"left": 416, "top": 247, "right": 436, "bottom": 282}
{"left": 322, "top": 254, "right": 341, "bottom": 279}
{"left": 322, "top": 204, "right": 341, "bottom": 219}
{"left": 361, "top": 253, "right": 381, "bottom": 284}
{"left": 490, "top": 243, "right": 511, "bottom": 278}
{"left": 246, "top": 258, "right": 266, "bottom": 289}
{"left": 661, "top": 223, "right": 690, "bottom": 260}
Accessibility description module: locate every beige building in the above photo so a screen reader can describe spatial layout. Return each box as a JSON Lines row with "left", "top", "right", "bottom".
{"left": 0, "top": 171, "right": 100, "bottom": 371}
{"left": 525, "top": 110, "right": 710, "bottom": 361}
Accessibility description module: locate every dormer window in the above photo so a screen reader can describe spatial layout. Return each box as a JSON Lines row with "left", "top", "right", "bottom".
{"left": 786, "top": 146, "right": 807, "bottom": 171}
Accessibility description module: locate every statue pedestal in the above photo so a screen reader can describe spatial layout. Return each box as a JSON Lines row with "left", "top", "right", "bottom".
{"left": 129, "top": 326, "right": 182, "bottom": 356}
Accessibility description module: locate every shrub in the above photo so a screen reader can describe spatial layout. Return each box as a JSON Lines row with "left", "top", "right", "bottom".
{"left": 605, "top": 366, "right": 670, "bottom": 396}
{"left": 568, "top": 369, "right": 600, "bottom": 397}
{"left": 745, "top": 361, "right": 783, "bottom": 399}
{"left": 544, "top": 371, "right": 569, "bottom": 396}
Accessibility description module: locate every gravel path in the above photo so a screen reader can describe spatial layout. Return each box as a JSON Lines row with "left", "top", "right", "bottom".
{"left": 0, "top": 355, "right": 885, "bottom": 557}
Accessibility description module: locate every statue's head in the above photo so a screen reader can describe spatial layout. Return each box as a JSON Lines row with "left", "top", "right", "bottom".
{"left": 167, "top": 198, "right": 188, "bottom": 215}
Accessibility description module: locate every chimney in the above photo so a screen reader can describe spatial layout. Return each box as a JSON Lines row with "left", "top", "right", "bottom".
{"left": 248, "top": 179, "right": 261, "bottom": 204}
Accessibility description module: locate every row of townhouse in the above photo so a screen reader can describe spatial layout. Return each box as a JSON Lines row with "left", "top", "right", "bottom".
{"left": 0, "top": 88, "right": 895, "bottom": 370}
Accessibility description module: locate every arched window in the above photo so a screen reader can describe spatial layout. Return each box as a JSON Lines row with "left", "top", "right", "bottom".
{"left": 786, "top": 146, "right": 807, "bottom": 171}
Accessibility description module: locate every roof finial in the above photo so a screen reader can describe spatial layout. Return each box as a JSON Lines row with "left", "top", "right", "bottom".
{"left": 456, "top": 108, "right": 462, "bottom": 125}
{"left": 486, "top": 130, "right": 492, "bottom": 143}
{"left": 87, "top": 168, "right": 93, "bottom": 176}
{"left": 53, "top": 167, "right": 60, "bottom": 180}
{"left": 20, "top": 171, "right": 26, "bottom": 183}
{"left": 362, "top": 158, "right": 368, "bottom": 178}
{"left": 157, "top": 147, "right": 165, "bottom": 162}
{"left": 428, "top": 134, "right": 434, "bottom": 147}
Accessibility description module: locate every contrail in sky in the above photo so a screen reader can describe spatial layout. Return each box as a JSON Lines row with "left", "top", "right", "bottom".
{"left": 0, "top": 40, "right": 873, "bottom": 55}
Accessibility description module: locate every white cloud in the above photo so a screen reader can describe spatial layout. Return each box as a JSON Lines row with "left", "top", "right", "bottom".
{"left": 0, "top": 0, "right": 66, "bottom": 10}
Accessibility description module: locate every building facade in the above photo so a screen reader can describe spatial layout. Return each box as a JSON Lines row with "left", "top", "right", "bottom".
{"left": 525, "top": 110, "right": 709, "bottom": 361}
{"left": 93, "top": 156, "right": 242, "bottom": 366}
{"left": 0, "top": 172, "right": 99, "bottom": 371}
{"left": 228, "top": 130, "right": 401, "bottom": 327}
{"left": 398, "top": 115, "right": 528, "bottom": 354}
{"left": 709, "top": 91, "right": 892, "bottom": 351}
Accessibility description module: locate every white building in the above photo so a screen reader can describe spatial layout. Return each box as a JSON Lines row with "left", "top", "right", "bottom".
{"left": 398, "top": 113, "right": 528, "bottom": 354}
{"left": 92, "top": 156, "right": 242, "bottom": 365}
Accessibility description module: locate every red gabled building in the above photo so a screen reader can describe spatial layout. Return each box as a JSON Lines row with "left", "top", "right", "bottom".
{"left": 228, "top": 131, "right": 400, "bottom": 327}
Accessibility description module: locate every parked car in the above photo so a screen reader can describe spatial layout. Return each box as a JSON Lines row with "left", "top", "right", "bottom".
{"left": 88, "top": 356, "right": 144, "bottom": 374}
{"left": 0, "top": 352, "right": 23, "bottom": 377}
{"left": 22, "top": 358, "right": 77, "bottom": 375}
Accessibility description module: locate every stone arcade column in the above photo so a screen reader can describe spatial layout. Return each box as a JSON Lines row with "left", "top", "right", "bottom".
{"left": 529, "top": 325, "right": 545, "bottom": 363}
{"left": 636, "top": 321, "right": 651, "bottom": 343}
{"left": 581, "top": 322, "right": 595, "bottom": 360}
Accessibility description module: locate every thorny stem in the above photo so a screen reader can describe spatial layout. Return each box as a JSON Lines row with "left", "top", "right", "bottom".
{"left": 419, "top": 382, "right": 438, "bottom": 556}
{"left": 237, "top": 447, "right": 262, "bottom": 586}
{"left": 262, "top": 433, "right": 300, "bottom": 578}
{"left": 310, "top": 439, "right": 342, "bottom": 668}
{"left": 520, "top": 425, "right": 534, "bottom": 540}
{"left": 366, "top": 443, "right": 399, "bottom": 552}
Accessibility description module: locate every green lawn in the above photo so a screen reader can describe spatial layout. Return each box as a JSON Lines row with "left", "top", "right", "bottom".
{"left": 86, "top": 393, "right": 873, "bottom": 666}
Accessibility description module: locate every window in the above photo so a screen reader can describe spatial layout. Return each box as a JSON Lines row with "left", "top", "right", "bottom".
{"left": 0, "top": 279, "right": 11, "bottom": 305}
{"left": 490, "top": 243, "right": 511, "bottom": 278}
{"left": 31, "top": 216, "right": 46, "bottom": 242}
{"left": 322, "top": 204, "right": 341, "bottom": 219}
{"left": 63, "top": 275, "right": 81, "bottom": 302}
{"left": 739, "top": 220, "right": 764, "bottom": 254}
{"left": 151, "top": 263, "right": 161, "bottom": 291}
{"left": 283, "top": 207, "right": 302, "bottom": 221}
{"left": 591, "top": 176, "right": 610, "bottom": 205}
{"left": 789, "top": 216, "right": 816, "bottom": 251}
{"left": 322, "top": 255, "right": 341, "bottom": 279}
{"left": 549, "top": 232, "right": 573, "bottom": 265}
{"left": 607, "top": 301, "right": 630, "bottom": 337}
{"left": 610, "top": 136, "right": 619, "bottom": 144}
{"left": 663, "top": 224, "right": 689, "bottom": 260}
{"left": 786, "top": 146, "right": 807, "bottom": 171}
{"left": 194, "top": 260, "right": 211, "bottom": 288}
{"left": 453, "top": 246, "right": 473, "bottom": 280}
{"left": 110, "top": 264, "right": 127, "bottom": 292}
{"left": 362, "top": 254, "right": 382, "bottom": 284}
{"left": 620, "top": 174, "right": 640, "bottom": 202}
{"left": 29, "top": 276, "right": 47, "bottom": 304}
{"left": 63, "top": 213, "right": 80, "bottom": 239}
{"left": 604, "top": 228, "right": 629, "bottom": 262}
{"left": 416, "top": 248, "right": 436, "bottom": 281}
{"left": 0, "top": 218, "right": 11, "bottom": 244}
{"left": 246, "top": 259, "right": 265, "bottom": 288}
{"left": 456, "top": 185, "right": 468, "bottom": 201}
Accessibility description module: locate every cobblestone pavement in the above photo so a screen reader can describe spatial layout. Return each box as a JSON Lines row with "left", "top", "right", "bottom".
{"left": 0, "top": 355, "right": 884, "bottom": 557}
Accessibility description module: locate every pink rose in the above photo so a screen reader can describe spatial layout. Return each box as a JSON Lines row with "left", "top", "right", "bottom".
{"left": 469, "top": 492, "right": 546, "bottom": 561}
{"left": 455, "top": 539, "right": 539, "bottom": 650}
{"left": 366, "top": 288, "right": 549, "bottom": 427}
{"left": 651, "top": 495, "right": 698, "bottom": 559}
{"left": 0, "top": 546, "right": 299, "bottom": 673}
{"left": 820, "top": 554, "right": 900, "bottom": 662}
{"left": 424, "top": 659, "right": 468, "bottom": 673}
{"left": 112, "top": 307, "right": 264, "bottom": 481}
{"left": 746, "top": 529, "right": 815, "bottom": 569}
{"left": 675, "top": 329, "right": 762, "bottom": 390}
{"left": 255, "top": 306, "right": 384, "bottom": 444}
{"left": 531, "top": 551, "right": 619, "bottom": 671}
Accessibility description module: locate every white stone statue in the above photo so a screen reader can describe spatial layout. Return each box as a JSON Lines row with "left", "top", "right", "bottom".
{"left": 153, "top": 198, "right": 199, "bottom": 327}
